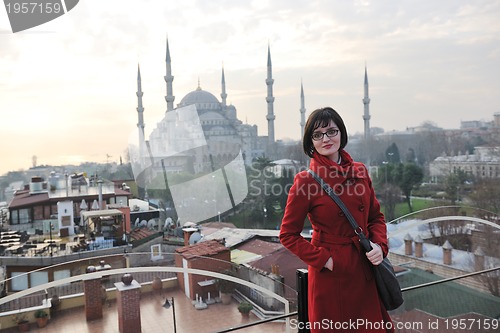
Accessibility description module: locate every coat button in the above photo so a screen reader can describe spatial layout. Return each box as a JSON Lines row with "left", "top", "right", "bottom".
{"left": 338, "top": 211, "right": 345, "bottom": 217}
{"left": 358, "top": 204, "right": 365, "bottom": 212}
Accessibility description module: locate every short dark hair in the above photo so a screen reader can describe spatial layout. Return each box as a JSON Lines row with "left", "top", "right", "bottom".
{"left": 303, "top": 107, "right": 348, "bottom": 157}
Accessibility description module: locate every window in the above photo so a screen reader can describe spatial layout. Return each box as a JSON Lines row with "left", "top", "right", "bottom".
{"left": 11, "top": 210, "right": 18, "bottom": 224}
{"left": 30, "top": 271, "right": 49, "bottom": 288}
{"left": 54, "top": 270, "right": 71, "bottom": 285}
{"left": 19, "top": 208, "right": 31, "bottom": 224}
{"left": 11, "top": 272, "right": 28, "bottom": 291}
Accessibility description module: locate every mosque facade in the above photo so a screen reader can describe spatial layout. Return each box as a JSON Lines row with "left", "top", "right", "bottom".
{"left": 133, "top": 40, "right": 275, "bottom": 176}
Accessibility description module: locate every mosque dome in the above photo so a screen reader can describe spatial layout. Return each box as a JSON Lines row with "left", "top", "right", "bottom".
{"left": 179, "top": 86, "right": 220, "bottom": 108}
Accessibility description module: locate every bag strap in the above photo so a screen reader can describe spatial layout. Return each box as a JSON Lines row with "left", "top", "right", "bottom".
{"left": 308, "top": 169, "right": 372, "bottom": 252}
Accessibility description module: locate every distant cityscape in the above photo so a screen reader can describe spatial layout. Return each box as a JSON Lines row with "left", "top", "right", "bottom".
{"left": 2, "top": 38, "right": 500, "bottom": 227}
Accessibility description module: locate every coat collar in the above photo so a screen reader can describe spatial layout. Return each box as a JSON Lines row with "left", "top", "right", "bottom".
{"left": 310, "top": 150, "right": 367, "bottom": 182}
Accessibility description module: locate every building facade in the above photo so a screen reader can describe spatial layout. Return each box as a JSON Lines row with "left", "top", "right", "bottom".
{"left": 429, "top": 146, "right": 500, "bottom": 179}
{"left": 8, "top": 172, "right": 131, "bottom": 235}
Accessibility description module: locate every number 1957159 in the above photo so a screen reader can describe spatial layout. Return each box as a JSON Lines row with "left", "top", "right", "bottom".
{"left": 5, "top": 2, "right": 62, "bottom": 14}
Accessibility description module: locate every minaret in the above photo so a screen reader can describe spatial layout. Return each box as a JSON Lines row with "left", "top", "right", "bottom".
{"left": 221, "top": 66, "right": 227, "bottom": 108}
{"left": 362, "top": 65, "right": 371, "bottom": 140}
{"left": 136, "top": 64, "right": 145, "bottom": 165}
{"left": 164, "top": 38, "right": 175, "bottom": 112}
{"left": 265, "top": 44, "right": 276, "bottom": 146}
{"left": 300, "top": 80, "right": 306, "bottom": 139}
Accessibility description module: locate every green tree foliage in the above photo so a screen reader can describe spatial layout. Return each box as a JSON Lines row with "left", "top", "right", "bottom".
{"left": 396, "top": 163, "right": 424, "bottom": 212}
{"left": 374, "top": 159, "right": 424, "bottom": 219}
{"left": 385, "top": 143, "right": 401, "bottom": 164}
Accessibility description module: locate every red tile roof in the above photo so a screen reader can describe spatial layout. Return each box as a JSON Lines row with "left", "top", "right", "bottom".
{"left": 176, "top": 239, "right": 229, "bottom": 259}
{"left": 129, "top": 228, "right": 157, "bottom": 242}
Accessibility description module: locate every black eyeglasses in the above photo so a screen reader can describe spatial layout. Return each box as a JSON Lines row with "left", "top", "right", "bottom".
{"left": 312, "top": 128, "right": 339, "bottom": 141}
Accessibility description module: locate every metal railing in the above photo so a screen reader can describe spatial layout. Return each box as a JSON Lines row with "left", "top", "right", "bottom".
{"left": 214, "top": 266, "right": 500, "bottom": 333}
{"left": 0, "top": 254, "right": 498, "bottom": 332}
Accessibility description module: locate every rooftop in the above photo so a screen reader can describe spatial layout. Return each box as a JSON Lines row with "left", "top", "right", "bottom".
{"left": 176, "top": 239, "right": 229, "bottom": 260}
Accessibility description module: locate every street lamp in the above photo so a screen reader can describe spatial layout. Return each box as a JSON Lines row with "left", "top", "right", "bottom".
{"left": 263, "top": 207, "right": 267, "bottom": 227}
{"left": 382, "top": 161, "right": 388, "bottom": 185}
{"left": 163, "top": 297, "right": 177, "bottom": 333}
{"left": 387, "top": 152, "right": 394, "bottom": 163}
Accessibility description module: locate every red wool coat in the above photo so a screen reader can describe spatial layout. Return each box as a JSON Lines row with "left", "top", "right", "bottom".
{"left": 280, "top": 150, "right": 394, "bottom": 333}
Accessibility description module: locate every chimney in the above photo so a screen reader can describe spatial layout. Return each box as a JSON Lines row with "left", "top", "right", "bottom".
{"left": 474, "top": 246, "right": 485, "bottom": 271}
{"left": 65, "top": 173, "right": 69, "bottom": 197}
{"left": 404, "top": 233, "right": 413, "bottom": 255}
{"left": 271, "top": 264, "right": 280, "bottom": 276}
{"left": 414, "top": 235, "right": 423, "bottom": 258}
{"left": 98, "top": 180, "right": 103, "bottom": 209}
{"left": 442, "top": 240, "right": 453, "bottom": 265}
{"left": 182, "top": 228, "right": 197, "bottom": 246}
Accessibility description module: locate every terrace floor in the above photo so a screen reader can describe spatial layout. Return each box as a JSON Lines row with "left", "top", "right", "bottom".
{"left": 1, "top": 289, "right": 295, "bottom": 333}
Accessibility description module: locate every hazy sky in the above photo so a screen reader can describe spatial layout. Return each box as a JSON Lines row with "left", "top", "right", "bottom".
{"left": 1, "top": 0, "right": 499, "bottom": 176}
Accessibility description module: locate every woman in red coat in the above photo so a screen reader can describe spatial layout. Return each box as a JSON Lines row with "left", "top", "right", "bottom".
{"left": 280, "top": 107, "right": 394, "bottom": 333}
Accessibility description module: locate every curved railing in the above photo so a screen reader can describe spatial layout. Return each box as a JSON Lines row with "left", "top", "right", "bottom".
{"left": 0, "top": 252, "right": 298, "bottom": 332}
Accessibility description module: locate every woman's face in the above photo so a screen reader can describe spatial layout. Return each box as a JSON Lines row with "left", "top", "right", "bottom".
{"left": 312, "top": 120, "right": 341, "bottom": 161}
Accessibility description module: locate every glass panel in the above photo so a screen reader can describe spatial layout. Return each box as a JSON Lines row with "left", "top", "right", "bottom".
{"left": 11, "top": 272, "right": 28, "bottom": 291}
{"left": 30, "top": 271, "right": 49, "bottom": 287}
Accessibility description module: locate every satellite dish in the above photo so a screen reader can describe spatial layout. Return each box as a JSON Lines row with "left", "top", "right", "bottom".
{"left": 164, "top": 217, "right": 173, "bottom": 230}
{"left": 147, "top": 219, "right": 156, "bottom": 229}
{"left": 189, "top": 232, "right": 202, "bottom": 245}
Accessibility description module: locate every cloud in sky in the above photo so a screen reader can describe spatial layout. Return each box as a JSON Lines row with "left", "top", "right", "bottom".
{"left": 1, "top": 0, "right": 499, "bottom": 174}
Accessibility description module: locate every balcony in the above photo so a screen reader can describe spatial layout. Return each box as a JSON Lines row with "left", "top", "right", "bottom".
{"left": 0, "top": 206, "right": 499, "bottom": 333}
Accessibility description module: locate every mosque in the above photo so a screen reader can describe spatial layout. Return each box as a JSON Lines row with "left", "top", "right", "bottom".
{"left": 130, "top": 39, "right": 372, "bottom": 177}
{"left": 131, "top": 40, "right": 279, "bottom": 176}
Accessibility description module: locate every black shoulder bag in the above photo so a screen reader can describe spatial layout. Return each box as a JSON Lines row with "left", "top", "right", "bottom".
{"left": 308, "top": 169, "right": 404, "bottom": 311}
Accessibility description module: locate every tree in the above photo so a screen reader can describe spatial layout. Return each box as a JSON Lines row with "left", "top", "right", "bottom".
{"left": 443, "top": 170, "right": 469, "bottom": 204}
{"left": 382, "top": 184, "right": 401, "bottom": 222}
{"left": 458, "top": 180, "right": 500, "bottom": 296}
{"left": 468, "top": 178, "right": 500, "bottom": 213}
{"left": 373, "top": 163, "right": 400, "bottom": 221}
{"left": 396, "top": 163, "right": 424, "bottom": 212}
{"left": 385, "top": 143, "right": 400, "bottom": 164}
